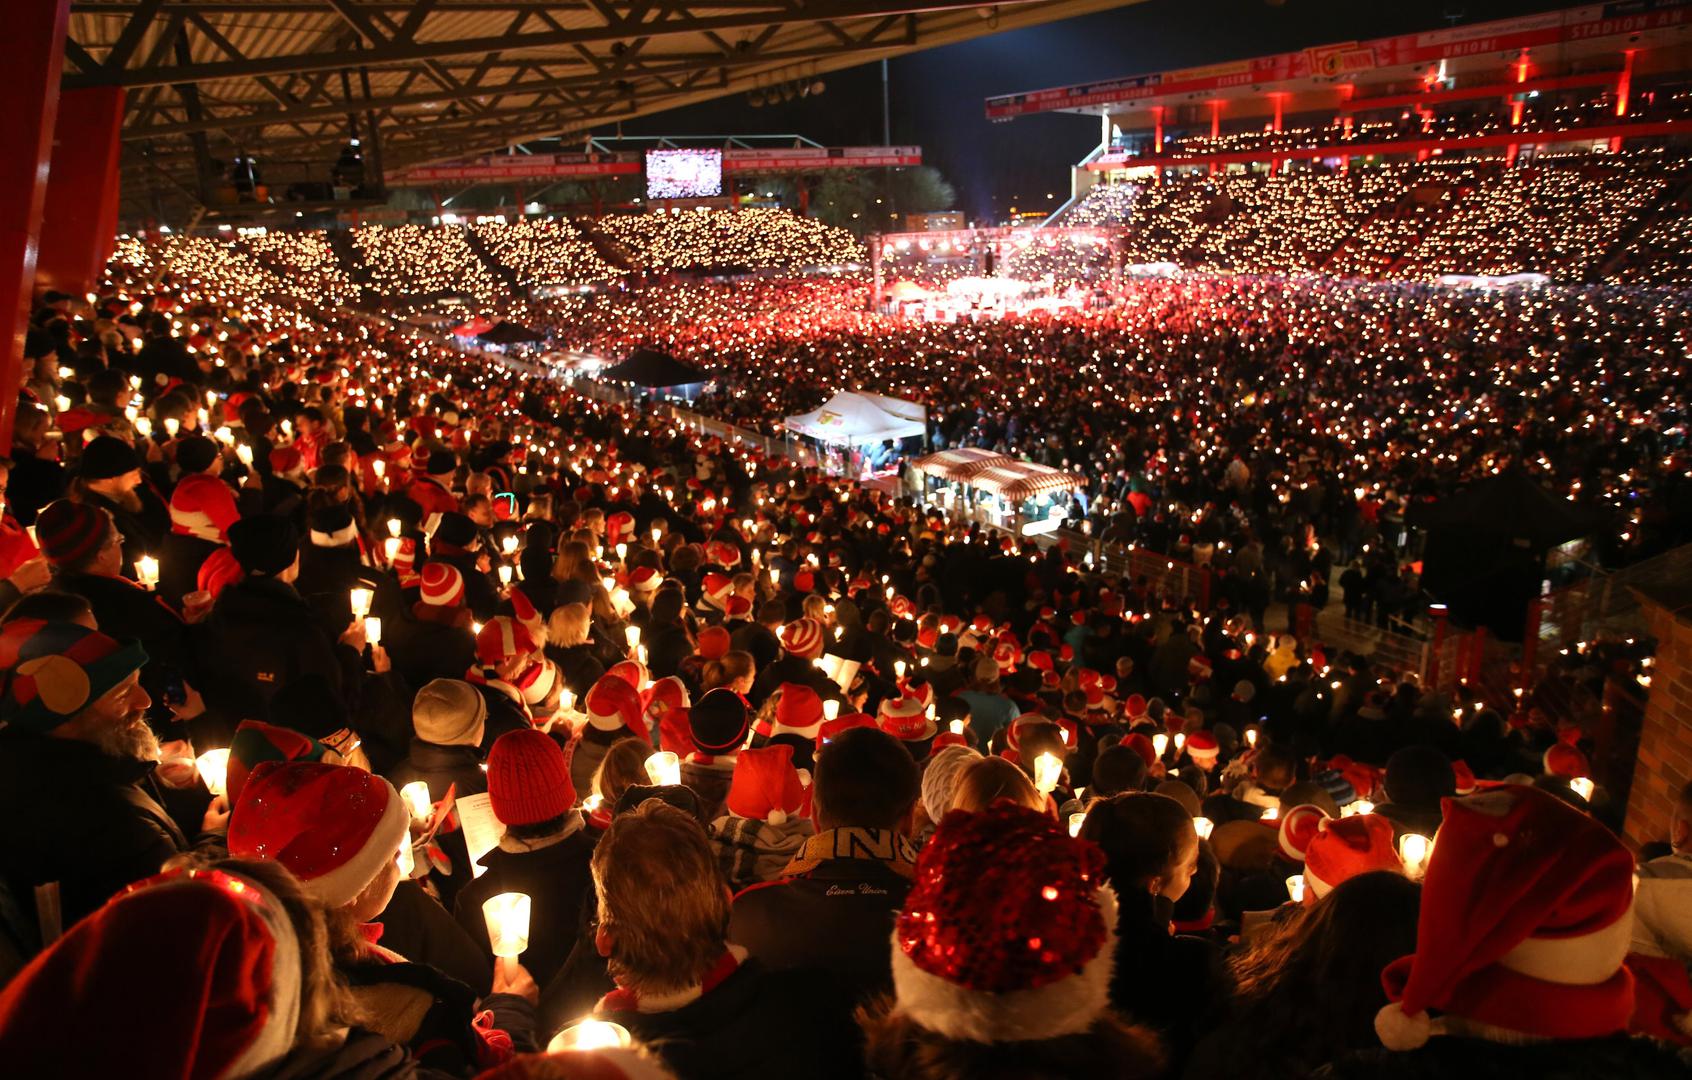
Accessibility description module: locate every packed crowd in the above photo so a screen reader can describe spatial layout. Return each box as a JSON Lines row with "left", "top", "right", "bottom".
{"left": 0, "top": 257, "right": 1687, "bottom": 1080}
{"left": 1064, "top": 149, "right": 1692, "bottom": 285}
{"left": 593, "top": 208, "right": 863, "bottom": 273}
{"left": 472, "top": 219, "right": 622, "bottom": 289}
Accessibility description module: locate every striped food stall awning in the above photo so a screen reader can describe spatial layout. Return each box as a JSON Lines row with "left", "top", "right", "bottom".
{"left": 911, "top": 448, "right": 1016, "bottom": 482}
{"left": 968, "top": 462, "right": 1083, "bottom": 501}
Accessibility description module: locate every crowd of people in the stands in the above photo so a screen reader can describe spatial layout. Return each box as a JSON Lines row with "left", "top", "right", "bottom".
{"left": 0, "top": 226, "right": 1687, "bottom": 1079}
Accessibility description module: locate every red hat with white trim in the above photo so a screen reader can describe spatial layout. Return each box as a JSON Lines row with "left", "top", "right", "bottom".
{"left": 605, "top": 510, "right": 636, "bottom": 548}
{"left": 227, "top": 762, "right": 409, "bottom": 908}
{"left": 705, "top": 540, "right": 741, "bottom": 568}
{"left": 585, "top": 673, "right": 644, "bottom": 734}
{"left": 1373, "top": 785, "right": 1636, "bottom": 1050}
{"left": 1185, "top": 730, "right": 1219, "bottom": 763}
{"left": 1543, "top": 728, "right": 1590, "bottom": 778}
{"left": 781, "top": 618, "right": 825, "bottom": 660}
{"left": 1279, "top": 810, "right": 1402, "bottom": 902}
{"left": 168, "top": 473, "right": 240, "bottom": 542}
{"left": 628, "top": 565, "right": 663, "bottom": 592}
{"left": 701, "top": 572, "right": 733, "bottom": 610}
{"left": 891, "top": 802, "right": 1118, "bottom": 1043}
{"left": 725, "top": 744, "right": 807, "bottom": 825}
{"left": 419, "top": 562, "right": 465, "bottom": 607}
{"left": 475, "top": 616, "right": 538, "bottom": 668}
{"left": 773, "top": 682, "right": 825, "bottom": 739}
{"left": 606, "top": 659, "right": 647, "bottom": 689}
{"left": 725, "top": 595, "right": 752, "bottom": 620}
{"left": 0, "top": 867, "right": 304, "bottom": 1080}
{"left": 992, "top": 640, "right": 1020, "bottom": 674}
{"left": 878, "top": 695, "right": 935, "bottom": 743}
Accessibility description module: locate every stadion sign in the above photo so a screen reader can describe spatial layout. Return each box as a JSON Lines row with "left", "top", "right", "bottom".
{"left": 394, "top": 146, "right": 921, "bottom": 185}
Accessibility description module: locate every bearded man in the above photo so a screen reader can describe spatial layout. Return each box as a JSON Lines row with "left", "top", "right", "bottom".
{"left": 0, "top": 621, "right": 227, "bottom": 928}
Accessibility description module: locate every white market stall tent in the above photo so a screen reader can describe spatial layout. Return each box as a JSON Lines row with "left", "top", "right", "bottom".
{"left": 784, "top": 390, "right": 927, "bottom": 446}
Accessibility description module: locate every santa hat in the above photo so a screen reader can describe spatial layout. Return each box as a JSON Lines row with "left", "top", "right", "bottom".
{"left": 1124, "top": 694, "right": 1148, "bottom": 721}
{"left": 992, "top": 640, "right": 1021, "bottom": 674}
{"left": 197, "top": 546, "right": 245, "bottom": 600}
{"left": 700, "top": 572, "right": 733, "bottom": 611}
{"left": 1373, "top": 785, "right": 1636, "bottom": 1050}
{"left": 585, "top": 673, "right": 644, "bottom": 734}
{"left": 818, "top": 712, "right": 878, "bottom": 744}
{"left": 476, "top": 616, "right": 538, "bottom": 668}
{"left": 772, "top": 682, "right": 825, "bottom": 739}
{"left": 628, "top": 566, "right": 663, "bottom": 593}
{"left": 781, "top": 618, "right": 825, "bottom": 660}
{"left": 488, "top": 728, "right": 575, "bottom": 827}
{"left": 605, "top": 511, "right": 636, "bottom": 548}
{"left": 168, "top": 473, "right": 240, "bottom": 543}
{"left": 1185, "top": 730, "right": 1219, "bottom": 764}
{"left": 1451, "top": 760, "right": 1477, "bottom": 796}
{"left": 1187, "top": 655, "right": 1213, "bottom": 682}
{"left": 509, "top": 587, "right": 547, "bottom": 646}
{"left": 607, "top": 660, "right": 648, "bottom": 689}
{"left": 1542, "top": 729, "right": 1590, "bottom": 779}
{"left": 0, "top": 867, "right": 302, "bottom": 1080}
{"left": 228, "top": 762, "right": 409, "bottom": 908}
{"left": 892, "top": 803, "right": 1118, "bottom": 1043}
{"left": 725, "top": 744, "right": 807, "bottom": 825}
{"left": 878, "top": 695, "right": 935, "bottom": 743}
{"left": 705, "top": 540, "right": 741, "bottom": 568}
{"left": 1280, "top": 808, "right": 1402, "bottom": 900}
{"left": 420, "top": 562, "right": 465, "bottom": 607}
{"left": 227, "top": 718, "right": 329, "bottom": 804}
{"left": 725, "top": 595, "right": 752, "bottom": 620}
{"left": 696, "top": 625, "right": 731, "bottom": 662}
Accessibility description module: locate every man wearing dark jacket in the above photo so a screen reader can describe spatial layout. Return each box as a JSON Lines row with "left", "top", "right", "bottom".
{"left": 75, "top": 435, "right": 167, "bottom": 578}
{"left": 453, "top": 729, "right": 596, "bottom": 988}
{"left": 193, "top": 513, "right": 365, "bottom": 727}
{"left": 592, "top": 800, "right": 860, "bottom": 1080}
{"left": 0, "top": 620, "right": 225, "bottom": 930}
{"left": 729, "top": 726, "right": 919, "bottom": 1004}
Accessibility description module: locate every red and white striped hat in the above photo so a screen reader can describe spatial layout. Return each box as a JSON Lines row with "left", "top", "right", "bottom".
{"left": 878, "top": 695, "right": 935, "bottom": 743}
{"left": 475, "top": 616, "right": 537, "bottom": 668}
{"left": 419, "top": 563, "right": 465, "bottom": 607}
{"left": 781, "top": 618, "right": 825, "bottom": 660}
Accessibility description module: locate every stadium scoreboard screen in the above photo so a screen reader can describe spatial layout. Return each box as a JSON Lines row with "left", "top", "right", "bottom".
{"left": 645, "top": 149, "right": 724, "bottom": 200}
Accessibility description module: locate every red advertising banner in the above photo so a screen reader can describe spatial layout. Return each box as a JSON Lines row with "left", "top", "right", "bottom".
{"left": 985, "top": 0, "right": 1692, "bottom": 118}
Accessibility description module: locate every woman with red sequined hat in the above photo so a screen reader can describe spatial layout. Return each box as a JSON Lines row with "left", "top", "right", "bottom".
{"left": 859, "top": 802, "right": 1165, "bottom": 1079}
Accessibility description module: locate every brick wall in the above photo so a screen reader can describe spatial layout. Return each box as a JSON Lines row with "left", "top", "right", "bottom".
{"left": 1622, "top": 600, "right": 1692, "bottom": 850}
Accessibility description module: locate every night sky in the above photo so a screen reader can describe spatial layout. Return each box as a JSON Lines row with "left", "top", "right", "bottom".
{"left": 598, "top": 0, "right": 1563, "bottom": 221}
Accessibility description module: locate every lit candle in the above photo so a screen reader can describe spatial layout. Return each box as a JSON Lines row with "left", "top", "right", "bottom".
{"left": 560, "top": 689, "right": 575, "bottom": 714}
{"left": 894, "top": 659, "right": 906, "bottom": 680}
{"left": 1260, "top": 805, "right": 1280, "bottom": 822}
{"left": 349, "top": 586, "right": 374, "bottom": 617}
{"left": 1569, "top": 776, "right": 1595, "bottom": 801}
{"left": 1034, "top": 751, "right": 1062, "bottom": 794}
{"left": 136, "top": 556, "right": 160, "bottom": 588}
{"left": 371, "top": 459, "right": 385, "bottom": 479}
{"left": 822, "top": 699, "right": 840, "bottom": 723}
{"left": 387, "top": 518, "right": 402, "bottom": 539}
{"left": 396, "top": 837, "right": 415, "bottom": 877}
{"left": 1347, "top": 799, "right": 1375, "bottom": 817}
{"left": 383, "top": 537, "right": 401, "bottom": 563}
{"left": 581, "top": 793, "right": 604, "bottom": 813}
{"left": 502, "top": 534, "right": 519, "bottom": 556}
{"left": 498, "top": 565, "right": 513, "bottom": 586}
{"left": 236, "top": 444, "right": 253, "bottom": 466}
{"left": 1286, "top": 874, "right": 1306, "bottom": 903}
{"left": 547, "top": 1018, "right": 631, "bottom": 1053}
{"left": 1068, "top": 812, "right": 1086, "bottom": 837}
{"left": 196, "top": 748, "right": 230, "bottom": 797}
{"left": 481, "top": 892, "right": 532, "bottom": 958}
{"left": 1173, "top": 732, "right": 1187, "bottom": 752}
{"left": 645, "top": 750, "right": 681, "bottom": 787}
{"left": 625, "top": 625, "right": 642, "bottom": 652}
{"left": 1245, "top": 728, "right": 1259, "bottom": 748}
{"left": 1193, "top": 816, "right": 1215, "bottom": 840}
{"left": 949, "top": 718, "right": 965, "bottom": 736}
{"left": 134, "top": 416, "right": 153, "bottom": 438}
{"left": 400, "top": 780, "right": 432, "bottom": 823}
{"left": 1152, "top": 733, "right": 1169, "bottom": 758}
{"left": 1398, "top": 833, "right": 1432, "bottom": 879}
{"left": 363, "top": 616, "right": 382, "bottom": 646}
{"left": 164, "top": 417, "right": 180, "bottom": 438}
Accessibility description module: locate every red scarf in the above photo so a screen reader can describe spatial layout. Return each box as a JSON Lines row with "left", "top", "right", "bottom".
{"left": 597, "top": 949, "right": 743, "bottom": 1015}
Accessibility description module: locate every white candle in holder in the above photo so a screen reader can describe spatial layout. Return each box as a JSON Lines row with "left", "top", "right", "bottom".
{"left": 482, "top": 892, "right": 532, "bottom": 958}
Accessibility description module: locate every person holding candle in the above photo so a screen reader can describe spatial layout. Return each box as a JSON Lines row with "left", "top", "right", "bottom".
{"left": 229, "top": 760, "right": 538, "bottom": 1072}
{"left": 390, "top": 679, "right": 489, "bottom": 807}
{"left": 454, "top": 729, "right": 597, "bottom": 989}
{"left": 405, "top": 448, "right": 462, "bottom": 520}
{"left": 0, "top": 619, "right": 229, "bottom": 930}
{"left": 749, "top": 681, "right": 826, "bottom": 772}
{"left": 1079, "top": 791, "right": 1229, "bottom": 1073}
{"left": 195, "top": 513, "right": 374, "bottom": 730}
{"left": 386, "top": 563, "right": 478, "bottom": 691}
{"left": 729, "top": 727, "right": 919, "bottom": 1005}
{"left": 158, "top": 436, "right": 237, "bottom": 606}
{"left": 589, "top": 800, "right": 861, "bottom": 1079}
{"left": 464, "top": 616, "right": 550, "bottom": 745}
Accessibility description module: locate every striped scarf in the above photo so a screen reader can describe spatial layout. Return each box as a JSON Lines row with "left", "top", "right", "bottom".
{"left": 779, "top": 827, "right": 919, "bottom": 879}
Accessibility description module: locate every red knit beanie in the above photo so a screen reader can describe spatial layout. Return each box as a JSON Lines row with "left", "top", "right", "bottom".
{"left": 487, "top": 729, "right": 576, "bottom": 827}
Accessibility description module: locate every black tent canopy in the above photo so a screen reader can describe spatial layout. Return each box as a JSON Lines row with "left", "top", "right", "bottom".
{"left": 478, "top": 320, "right": 546, "bottom": 345}
{"left": 599, "top": 347, "right": 707, "bottom": 388}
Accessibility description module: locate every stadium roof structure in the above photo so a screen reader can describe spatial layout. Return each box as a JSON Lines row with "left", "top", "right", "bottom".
{"left": 65, "top": 0, "right": 1140, "bottom": 204}
{"left": 986, "top": 0, "right": 1692, "bottom": 129}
